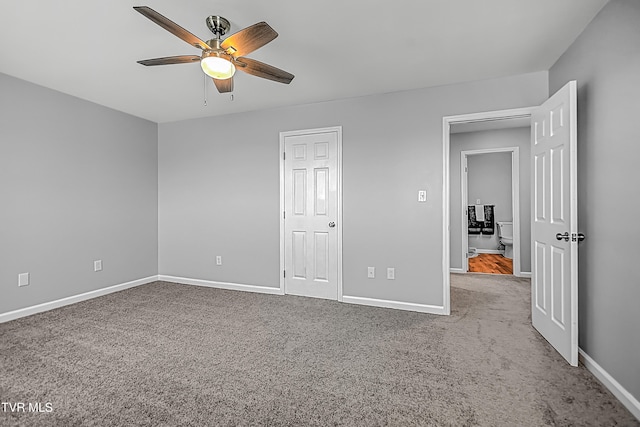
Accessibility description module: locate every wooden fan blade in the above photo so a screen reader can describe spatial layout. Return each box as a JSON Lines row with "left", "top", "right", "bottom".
{"left": 236, "top": 58, "right": 294, "bottom": 84}
{"left": 137, "top": 55, "right": 201, "bottom": 66}
{"left": 213, "top": 77, "right": 234, "bottom": 93}
{"left": 134, "top": 6, "right": 211, "bottom": 50}
{"left": 221, "top": 22, "right": 278, "bottom": 58}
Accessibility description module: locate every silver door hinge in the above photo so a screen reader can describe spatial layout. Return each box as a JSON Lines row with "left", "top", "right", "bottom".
{"left": 283, "top": 152, "right": 286, "bottom": 160}
{"left": 283, "top": 211, "right": 286, "bottom": 219}
{"left": 283, "top": 270, "right": 286, "bottom": 278}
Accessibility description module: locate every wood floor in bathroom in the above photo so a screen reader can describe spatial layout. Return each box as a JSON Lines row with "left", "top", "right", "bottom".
{"left": 468, "top": 253, "right": 513, "bottom": 275}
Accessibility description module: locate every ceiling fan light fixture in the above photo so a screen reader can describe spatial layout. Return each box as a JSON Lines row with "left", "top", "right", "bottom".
{"left": 200, "top": 52, "right": 235, "bottom": 80}
{"left": 134, "top": 7, "right": 294, "bottom": 90}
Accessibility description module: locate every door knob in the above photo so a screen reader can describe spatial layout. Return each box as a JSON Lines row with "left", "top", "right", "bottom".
{"left": 328, "top": 222, "right": 336, "bottom": 228}
{"left": 556, "top": 232, "right": 569, "bottom": 241}
{"left": 577, "top": 233, "right": 586, "bottom": 242}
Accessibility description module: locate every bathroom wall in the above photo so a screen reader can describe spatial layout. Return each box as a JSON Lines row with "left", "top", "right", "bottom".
{"left": 467, "top": 152, "right": 512, "bottom": 252}
{"left": 450, "top": 127, "right": 531, "bottom": 272}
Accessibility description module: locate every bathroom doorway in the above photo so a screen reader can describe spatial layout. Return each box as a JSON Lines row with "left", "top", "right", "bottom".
{"left": 462, "top": 148, "right": 517, "bottom": 275}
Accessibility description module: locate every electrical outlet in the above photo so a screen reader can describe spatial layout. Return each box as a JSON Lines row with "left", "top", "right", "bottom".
{"left": 216, "top": 256, "right": 222, "bottom": 266}
{"left": 387, "top": 268, "right": 395, "bottom": 280}
{"left": 367, "top": 267, "right": 375, "bottom": 278}
{"left": 18, "top": 272, "right": 29, "bottom": 287}
{"left": 94, "top": 260, "right": 102, "bottom": 272}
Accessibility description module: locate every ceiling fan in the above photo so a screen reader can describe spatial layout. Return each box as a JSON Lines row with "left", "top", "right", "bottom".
{"left": 133, "top": 6, "right": 294, "bottom": 93}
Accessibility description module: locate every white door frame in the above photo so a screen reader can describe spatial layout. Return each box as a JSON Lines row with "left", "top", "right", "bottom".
{"left": 279, "top": 126, "right": 343, "bottom": 301}
{"left": 461, "top": 147, "right": 521, "bottom": 275}
{"left": 443, "top": 107, "right": 535, "bottom": 314}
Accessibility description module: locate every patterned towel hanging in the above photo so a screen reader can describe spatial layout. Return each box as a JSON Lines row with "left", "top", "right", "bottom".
{"left": 468, "top": 205, "right": 494, "bottom": 235}
{"left": 481, "top": 205, "right": 494, "bottom": 235}
{"left": 467, "top": 206, "right": 482, "bottom": 234}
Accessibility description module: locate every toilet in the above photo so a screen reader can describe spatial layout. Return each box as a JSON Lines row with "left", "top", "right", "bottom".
{"left": 497, "top": 221, "right": 514, "bottom": 259}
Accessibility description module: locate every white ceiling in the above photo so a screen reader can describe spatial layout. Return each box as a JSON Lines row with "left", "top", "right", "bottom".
{"left": 0, "top": 0, "right": 607, "bottom": 123}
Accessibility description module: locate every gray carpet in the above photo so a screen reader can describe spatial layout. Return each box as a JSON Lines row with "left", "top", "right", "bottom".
{"left": 0, "top": 275, "right": 637, "bottom": 426}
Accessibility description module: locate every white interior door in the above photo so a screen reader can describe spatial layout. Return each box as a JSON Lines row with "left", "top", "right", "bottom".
{"left": 531, "top": 81, "right": 578, "bottom": 366}
{"left": 283, "top": 129, "right": 339, "bottom": 300}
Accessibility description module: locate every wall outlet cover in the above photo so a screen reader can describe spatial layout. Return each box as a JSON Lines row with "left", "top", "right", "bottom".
{"left": 94, "top": 260, "right": 103, "bottom": 272}
{"left": 387, "top": 268, "right": 395, "bottom": 280}
{"left": 367, "top": 267, "right": 375, "bottom": 278}
{"left": 18, "top": 272, "right": 30, "bottom": 287}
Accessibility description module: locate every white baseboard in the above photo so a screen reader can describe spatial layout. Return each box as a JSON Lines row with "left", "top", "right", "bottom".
{"left": 476, "top": 249, "right": 502, "bottom": 254}
{"left": 450, "top": 268, "right": 464, "bottom": 274}
{"left": 579, "top": 348, "right": 640, "bottom": 421}
{"left": 158, "top": 275, "right": 283, "bottom": 295}
{"left": 0, "top": 275, "right": 158, "bottom": 324}
{"left": 518, "top": 271, "right": 532, "bottom": 278}
{"left": 342, "top": 295, "right": 446, "bottom": 315}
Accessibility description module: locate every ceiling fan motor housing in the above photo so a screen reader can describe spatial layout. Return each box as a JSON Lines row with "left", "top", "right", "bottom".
{"left": 206, "top": 15, "right": 231, "bottom": 38}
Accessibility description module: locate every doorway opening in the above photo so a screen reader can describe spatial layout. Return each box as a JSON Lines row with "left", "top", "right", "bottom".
{"left": 459, "top": 147, "right": 520, "bottom": 276}
{"left": 442, "top": 107, "right": 535, "bottom": 314}
{"left": 443, "top": 82, "right": 578, "bottom": 365}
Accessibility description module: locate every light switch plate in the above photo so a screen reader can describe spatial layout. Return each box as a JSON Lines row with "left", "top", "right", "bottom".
{"left": 94, "top": 260, "right": 102, "bottom": 272}
{"left": 418, "top": 190, "right": 427, "bottom": 202}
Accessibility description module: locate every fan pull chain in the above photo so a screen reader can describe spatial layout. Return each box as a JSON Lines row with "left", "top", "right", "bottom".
{"left": 203, "top": 74, "right": 208, "bottom": 107}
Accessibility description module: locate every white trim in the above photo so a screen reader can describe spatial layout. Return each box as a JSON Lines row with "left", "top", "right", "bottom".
{"left": 279, "top": 132, "right": 286, "bottom": 295}
{"left": 443, "top": 119, "right": 451, "bottom": 315}
{"left": 461, "top": 153, "right": 469, "bottom": 273}
{"left": 475, "top": 249, "right": 503, "bottom": 254}
{"left": 279, "top": 126, "right": 343, "bottom": 302}
{"left": 158, "top": 275, "right": 283, "bottom": 295}
{"left": 445, "top": 107, "right": 535, "bottom": 124}
{"left": 579, "top": 348, "right": 640, "bottom": 421}
{"left": 450, "top": 268, "right": 464, "bottom": 274}
{"left": 443, "top": 107, "right": 536, "bottom": 315}
{"left": 342, "top": 295, "right": 447, "bottom": 315}
{"left": 520, "top": 271, "right": 532, "bottom": 278}
{"left": 0, "top": 275, "right": 158, "bottom": 323}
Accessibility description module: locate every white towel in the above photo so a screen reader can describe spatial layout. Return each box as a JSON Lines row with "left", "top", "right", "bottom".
{"left": 475, "top": 204, "right": 485, "bottom": 222}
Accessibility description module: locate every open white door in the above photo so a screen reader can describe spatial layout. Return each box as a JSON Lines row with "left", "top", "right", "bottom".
{"left": 531, "top": 81, "right": 578, "bottom": 366}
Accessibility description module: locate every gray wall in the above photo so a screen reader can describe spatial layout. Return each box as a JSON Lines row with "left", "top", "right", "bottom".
{"left": 0, "top": 73, "right": 158, "bottom": 314}
{"left": 467, "top": 152, "right": 512, "bottom": 251}
{"left": 450, "top": 127, "right": 531, "bottom": 271}
{"left": 159, "top": 71, "right": 547, "bottom": 306}
{"left": 549, "top": 0, "right": 640, "bottom": 401}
